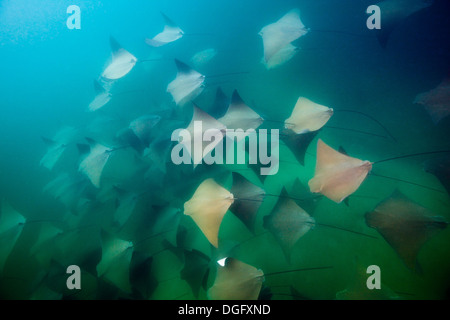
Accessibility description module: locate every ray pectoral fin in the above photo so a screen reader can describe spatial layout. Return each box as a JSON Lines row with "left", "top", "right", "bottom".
{"left": 145, "top": 38, "right": 165, "bottom": 47}
{"left": 365, "top": 190, "right": 448, "bottom": 271}
{"left": 183, "top": 179, "right": 234, "bottom": 248}
{"left": 207, "top": 258, "right": 263, "bottom": 300}
{"left": 308, "top": 139, "right": 372, "bottom": 203}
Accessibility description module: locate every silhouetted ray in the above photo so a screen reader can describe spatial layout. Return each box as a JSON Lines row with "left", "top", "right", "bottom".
{"left": 281, "top": 129, "right": 319, "bottom": 166}
{"left": 146, "top": 12, "right": 184, "bottom": 47}
{"left": 191, "top": 48, "right": 217, "bottom": 67}
{"left": 101, "top": 37, "right": 137, "bottom": 80}
{"left": 365, "top": 190, "right": 448, "bottom": 271}
{"left": 218, "top": 90, "right": 264, "bottom": 131}
{"left": 290, "top": 178, "right": 322, "bottom": 214}
{"left": 336, "top": 257, "right": 401, "bottom": 300}
{"left": 208, "top": 87, "right": 229, "bottom": 119}
{"left": 176, "top": 105, "right": 226, "bottom": 167}
{"left": 97, "top": 231, "right": 134, "bottom": 294}
{"left": 129, "top": 252, "right": 158, "bottom": 299}
{"left": 88, "top": 80, "right": 112, "bottom": 112}
{"left": 374, "top": 0, "right": 432, "bottom": 48}
{"left": 285, "top": 97, "right": 333, "bottom": 134}
{"left": 259, "top": 9, "right": 308, "bottom": 69}
{"left": 167, "top": 60, "right": 205, "bottom": 106}
{"left": 40, "top": 127, "right": 78, "bottom": 171}
{"left": 118, "top": 114, "right": 162, "bottom": 154}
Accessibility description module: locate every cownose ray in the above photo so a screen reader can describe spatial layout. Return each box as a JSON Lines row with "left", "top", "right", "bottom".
{"left": 145, "top": 12, "right": 184, "bottom": 47}
{"left": 207, "top": 87, "right": 229, "bottom": 119}
{"left": 414, "top": 77, "right": 450, "bottom": 125}
{"left": 270, "top": 96, "right": 395, "bottom": 164}
{"left": 40, "top": 126, "right": 78, "bottom": 171}
{"left": 285, "top": 97, "right": 334, "bottom": 134}
{"left": 207, "top": 257, "right": 264, "bottom": 300}
{"left": 0, "top": 200, "right": 26, "bottom": 274}
{"left": 263, "top": 189, "right": 316, "bottom": 262}
{"left": 97, "top": 231, "right": 134, "bottom": 294}
{"left": 263, "top": 187, "right": 377, "bottom": 262}
{"left": 112, "top": 188, "right": 142, "bottom": 229}
{"left": 365, "top": 190, "right": 448, "bottom": 271}
{"left": 228, "top": 172, "right": 265, "bottom": 233}
{"left": 77, "top": 138, "right": 117, "bottom": 188}
{"left": 336, "top": 257, "right": 401, "bottom": 300}
{"left": 51, "top": 221, "right": 102, "bottom": 276}
{"left": 308, "top": 139, "right": 373, "bottom": 203}
{"left": 43, "top": 173, "right": 90, "bottom": 213}
{"left": 88, "top": 80, "right": 112, "bottom": 112}
{"left": 174, "top": 105, "right": 226, "bottom": 167}
{"left": 424, "top": 156, "right": 450, "bottom": 196}
{"left": 143, "top": 138, "right": 173, "bottom": 174}
{"left": 38, "top": 259, "right": 99, "bottom": 299}
{"left": 263, "top": 43, "right": 299, "bottom": 70}
{"left": 167, "top": 59, "right": 206, "bottom": 106}
{"left": 183, "top": 178, "right": 234, "bottom": 248}
{"left": 129, "top": 115, "right": 162, "bottom": 146}
{"left": 128, "top": 251, "right": 159, "bottom": 299}
{"left": 280, "top": 97, "right": 392, "bottom": 164}
{"left": 190, "top": 48, "right": 217, "bottom": 68}
{"left": 218, "top": 89, "right": 264, "bottom": 133}
{"left": 101, "top": 36, "right": 137, "bottom": 81}
{"left": 29, "top": 222, "right": 63, "bottom": 268}
{"left": 289, "top": 177, "right": 322, "bottom": 215}
{"left": 308, "top": 139, "right": 450, "bottom": 203}
{"left": 374, "top": 0, "right": 433, "bottom": 48}
{"left": 281, "top": 131, "right": 319, "bottom": 166}
{"left": 207, "top": 257, "right": 333, "bottom": 300}
{"left": 179, "top": 248, "right": 212, "bottom": 298}
{"left": 259, "top": 9, "right": 309, "bottom": 69}
{"left": 243, "top": 132, "right": 280, "bottom": 183}
{"left": 277, "top": 97, "right": 332, "bottom": 166}
{"left": 118, "top": 114, "right": 162, "bottom": 155}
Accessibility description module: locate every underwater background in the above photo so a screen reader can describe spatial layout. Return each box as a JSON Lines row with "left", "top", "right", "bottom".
{"left": 0, "top": 0, "right": 450, "bottom": 300}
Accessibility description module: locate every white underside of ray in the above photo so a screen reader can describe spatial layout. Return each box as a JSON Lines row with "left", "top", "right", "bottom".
{"left": 97, "top": 237, "right": 133, "bottom": 277}
{"left": 113, "top": 194, "right": 138, "bottom": 228}
{"left": 88, "top": 92, "right": 112, "bottom": 112}
{"left": 262, "top": 43, "right": 299, "bottom": 69}
{"left": 78, "top": 143, "right": 113, "bottom": 188}
{"left": 102, "top": 49, "right": 137, "bottom": 81}
{"left": 260, "top": 9, "right": 308, "bottom": 65}
{"left": 97, "top": 237, "right": 133, "bottom": 293}
{"left": 285, "top": 97, "right": 334, "bottom": 134}
{"left": 147, "top": 25, "right": 184, "bottom": 47}
{"left": 377, "top": 0, "right": 432, "bottom": 24}
{"left": 40, "top": 127, "right": 78, "bottom": 171}
{"left": 167, "top": 71, "right": 205, "bottom": 106}
{"left": 0, "top": 201, "right": 26, "bottom": 274}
